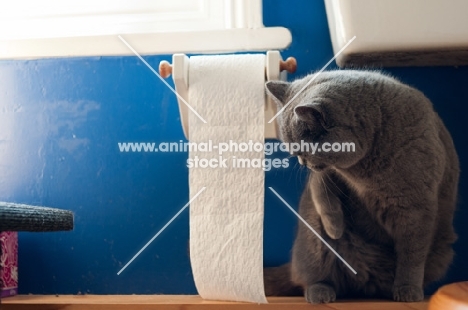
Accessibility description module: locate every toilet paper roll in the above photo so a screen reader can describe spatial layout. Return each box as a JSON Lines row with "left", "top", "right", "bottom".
{"left": 188, "top": 54, "right": 267, "bottom": 303}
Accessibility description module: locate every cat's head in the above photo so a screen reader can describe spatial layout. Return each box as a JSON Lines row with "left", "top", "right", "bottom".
{"left": 265, "top": 71, "right": 379, "bottom": 172}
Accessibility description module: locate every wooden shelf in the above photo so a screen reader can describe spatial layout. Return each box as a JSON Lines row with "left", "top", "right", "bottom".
{"left": 428, "top": 282, "right": 468, "bottom": 310}
{"left": 1, "top": 295, "right": 428, "bottom": 310}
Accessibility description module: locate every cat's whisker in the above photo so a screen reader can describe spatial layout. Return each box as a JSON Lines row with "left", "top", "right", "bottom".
{"left": 325, "top": 173, "right": 350, "bottom": 200}
{"left": 320, "top": 175, "right": 333, "bottom": 212}
{"left": 323, "top": 173, "right": 355, "bottom": 223}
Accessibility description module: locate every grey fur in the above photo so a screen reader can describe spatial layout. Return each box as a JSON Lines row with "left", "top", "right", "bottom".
{"left": 264, "top": 70, "right": 459, "bottom": 303}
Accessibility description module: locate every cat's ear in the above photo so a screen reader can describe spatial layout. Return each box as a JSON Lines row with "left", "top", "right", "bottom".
{"left": 265, "top": 81, "right": 290, "bottom": 106}
{"left": 294, "top": 104, "right": 325, "bottom": 125}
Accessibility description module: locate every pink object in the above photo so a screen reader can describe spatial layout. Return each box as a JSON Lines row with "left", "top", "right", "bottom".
{"left": 0, "top": 231, "right": 18, "bottom": 297}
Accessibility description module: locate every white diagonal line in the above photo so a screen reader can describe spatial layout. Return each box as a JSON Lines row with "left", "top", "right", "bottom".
{"left": 268, "top": 36, "right": 356, "bottom": 123}
{"left": 117, "top": 187, "right": 206, "bottom": 275}
{"left": 117, "top": 35, "right": 207, "bottom": 124}
{"left": 268, "top": 187, "right": 357, "bottom": 275}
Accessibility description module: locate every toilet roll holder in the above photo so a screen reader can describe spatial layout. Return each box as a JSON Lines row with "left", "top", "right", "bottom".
{"left": 158, "top": 52, "right": 297, "bottom": 140}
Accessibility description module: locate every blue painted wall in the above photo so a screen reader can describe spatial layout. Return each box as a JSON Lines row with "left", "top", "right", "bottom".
{"left": 0, "top": 0, "right": 466, "bottom": 295}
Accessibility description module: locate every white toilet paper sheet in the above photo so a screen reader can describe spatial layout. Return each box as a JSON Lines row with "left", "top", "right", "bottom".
{"left": 188, "top": 54, "right": 267, "bottom": 303}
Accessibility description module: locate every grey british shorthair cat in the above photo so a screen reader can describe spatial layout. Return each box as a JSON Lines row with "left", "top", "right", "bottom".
{"left": 264, "top": 70, "right": 459, "bottom": 304}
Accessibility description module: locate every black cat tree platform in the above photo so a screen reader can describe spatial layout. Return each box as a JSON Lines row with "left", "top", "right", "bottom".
{"left": 0, "top": 201, "right": 73, "bottom": 298}
{"left": 0, "top": 202, "right": 73, "bottom": 232}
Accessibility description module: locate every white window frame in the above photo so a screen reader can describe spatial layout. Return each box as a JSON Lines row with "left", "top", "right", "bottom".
{"left": 0, "top": 0, "right": 291, "bottom": 59}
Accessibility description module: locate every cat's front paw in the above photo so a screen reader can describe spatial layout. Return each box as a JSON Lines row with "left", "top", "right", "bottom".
{"left": 305, "top": 283, "right": 336, "bottom": 304}
{"left": 322, "top": 216, "right": 344, "bottom": 240}
{"left": 393, "top": 285, "right": 424, "bottom": 302}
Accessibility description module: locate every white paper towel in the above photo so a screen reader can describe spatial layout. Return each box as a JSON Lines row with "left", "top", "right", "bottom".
{"left": 188, "top": 54, "right": 267, "bottom": 303}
